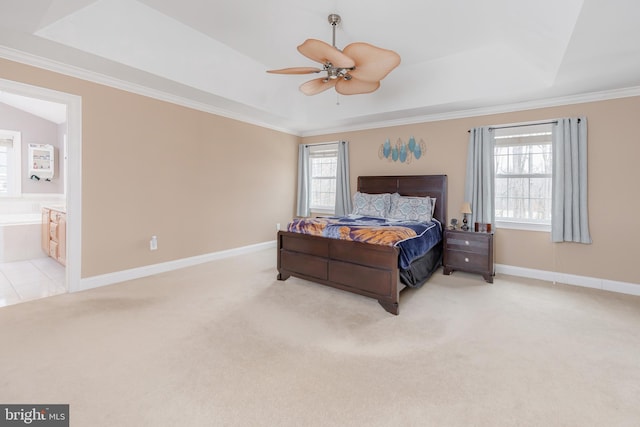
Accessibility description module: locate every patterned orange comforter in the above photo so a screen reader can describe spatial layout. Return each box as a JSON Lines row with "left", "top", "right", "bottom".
{"left": 286, "top": 216, "right": 442, "bottom": 269}
{"left": 288, "top": 217, "right": 417, "bottom": 246}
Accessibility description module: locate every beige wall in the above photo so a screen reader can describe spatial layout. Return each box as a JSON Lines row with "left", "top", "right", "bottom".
{"left": 0, "top": 58, "right": 299, "bottom": 277}
{"left": 303, "top": 96, "right": 640, "bottom": 286}
{"left": 2, "top": 56, "right": 638, "bottom": 287}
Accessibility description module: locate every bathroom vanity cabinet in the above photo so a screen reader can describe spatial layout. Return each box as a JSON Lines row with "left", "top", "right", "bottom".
{"left": 42, "top": 207, "right": 66, "bottom": 265}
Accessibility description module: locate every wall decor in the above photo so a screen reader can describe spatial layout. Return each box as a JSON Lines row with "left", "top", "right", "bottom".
{"left": 378, "top": 136, "right": 426, "bottom": 164}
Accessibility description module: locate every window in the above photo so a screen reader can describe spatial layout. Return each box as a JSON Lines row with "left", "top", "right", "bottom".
{"left": 0, "top": 131, "right": 22, "bottom": 196}
{"left": 494, "top": 123, "right": 553, "bottom": 229}
{"left": 0, "top": 143, "right": 8, "bottom": 193}
{"left": 308, "top": 143, "right": 338, "bottom": 213}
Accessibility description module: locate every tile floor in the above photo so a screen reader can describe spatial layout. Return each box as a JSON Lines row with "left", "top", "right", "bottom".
{"left": 0, "top": 257, "right": 66, "bottom": 308}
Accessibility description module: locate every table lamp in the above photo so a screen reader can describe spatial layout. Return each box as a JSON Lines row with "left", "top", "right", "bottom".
{"left": 460, "top": 202, "right": 472, "bottom": 230}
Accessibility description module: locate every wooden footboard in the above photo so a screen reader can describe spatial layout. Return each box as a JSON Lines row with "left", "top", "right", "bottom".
{"left": 277, "top": 230, "right": 401, "bottom": 315}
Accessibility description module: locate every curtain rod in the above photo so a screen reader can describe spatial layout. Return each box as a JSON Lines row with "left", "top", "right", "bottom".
{"left": 467, "top": 118, "right": 581, "bottom": 133}
{"left": 489, "top": 120, "right": 558, "bottom": 131}
{"left": 303, "top": 141, "right": 345, "bottom": 147}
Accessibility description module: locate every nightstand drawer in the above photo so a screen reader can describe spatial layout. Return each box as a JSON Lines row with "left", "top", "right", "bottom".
{"left": 446, "top": 236, "right": 489, "bottom": 253}
{"left": 446, "top": 250, "right": 488, "bottom": 271}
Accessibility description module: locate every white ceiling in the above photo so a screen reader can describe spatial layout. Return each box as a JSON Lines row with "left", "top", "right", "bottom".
{"left": 1, "top": 0, "right": 640, "bottom": 135}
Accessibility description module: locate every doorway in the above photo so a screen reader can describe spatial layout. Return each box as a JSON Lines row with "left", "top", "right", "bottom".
{"left": 0, "top": 77, "right": 81, "bottom": 306}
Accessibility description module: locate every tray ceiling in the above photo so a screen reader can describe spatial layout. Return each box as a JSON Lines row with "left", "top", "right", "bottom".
{"left": 1, "top": 0, "right": 640, "bottom": 134}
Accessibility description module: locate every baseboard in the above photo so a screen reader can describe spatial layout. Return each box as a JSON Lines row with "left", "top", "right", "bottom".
{"left": 496, "top": 264, "right": 640, "bottom": 297}
{"left": 79, "top": 240, "right": 276, "bottom": 292}
{"left": 78, "top": 248, "right": 640, "bottom": 298}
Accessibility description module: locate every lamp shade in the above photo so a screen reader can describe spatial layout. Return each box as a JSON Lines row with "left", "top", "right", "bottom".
{"left": 460, "top": 202, "right": 472, "bottom": 214}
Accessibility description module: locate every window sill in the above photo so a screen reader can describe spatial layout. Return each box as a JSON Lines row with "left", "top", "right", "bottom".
{"left": 310, "top": 209, "right": 335, "bottom": 216}
{"left": 496, "top": 220, "right": 550, "bottom": 232}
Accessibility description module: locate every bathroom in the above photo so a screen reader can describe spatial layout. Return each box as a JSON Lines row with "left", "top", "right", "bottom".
{"left": 0, "top": 91, "right": 67, "bottom": 306}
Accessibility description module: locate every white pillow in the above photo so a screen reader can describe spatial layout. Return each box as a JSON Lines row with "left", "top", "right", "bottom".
{"left": 387, "top": 195, "right": 434, "bottom": 222}
{"left": 352, "top": 192, "right": 391, "bottom": 218}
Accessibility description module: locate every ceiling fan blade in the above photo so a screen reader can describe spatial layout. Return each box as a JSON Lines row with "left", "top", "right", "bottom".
{"left": 266, "top": 67, "right": 322, "bottom": 75}
{"left": 298, "top": 39, "right": 355, "bottom": 68}
{"left": 342, "top": 42, "right": 401, "bottom": 83}
{"left": 299, "top": 78, "right": 337, "bottom": 96}
{"left": 335, "top": 78, "right": 380, "bottom": 95}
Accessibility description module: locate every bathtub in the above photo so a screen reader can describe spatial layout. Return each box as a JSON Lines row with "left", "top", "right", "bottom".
{"left": 0, "top": 213, "right": 46, "bottom": 263}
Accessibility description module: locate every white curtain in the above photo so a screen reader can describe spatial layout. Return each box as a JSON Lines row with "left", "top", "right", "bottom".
{"left": 296, "top": 144, "right": 310, "bottom": 217}
{"left": 551, "top": 117, "right": 591, "bottom": 243}
{"left": 464, "top": 127, "right": 495, "bottom": 225}
{"left": 334, "top": 141, "right": 352, "bottom": 216}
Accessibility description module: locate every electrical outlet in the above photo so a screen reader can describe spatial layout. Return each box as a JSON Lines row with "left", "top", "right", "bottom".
{"left": 150, "top": 235, "right": 158, "bottom": 251}
{"left": 276, "top": 223, "right": 281, "bottom": 231}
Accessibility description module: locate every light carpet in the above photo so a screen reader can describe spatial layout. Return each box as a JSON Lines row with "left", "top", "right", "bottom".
{"left": 1, "top": 248, "right": 639, "bottom": 426}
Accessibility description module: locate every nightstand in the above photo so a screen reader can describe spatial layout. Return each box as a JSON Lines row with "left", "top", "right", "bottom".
{"left": 443, "top": 228, "right": 494, "bottom": 283}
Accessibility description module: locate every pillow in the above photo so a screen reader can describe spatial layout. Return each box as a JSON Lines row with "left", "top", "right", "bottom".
{"left": 387, "top": 195, "right": 434, "bottom": 222}
{"left": 389, "top": 192, "right": 401, "bottom": 213}
{"left": 390, "top": 193, "right": 437, "bottom": 217}
{"left": 352, "top": 192, "right": 391, "bottom": 218}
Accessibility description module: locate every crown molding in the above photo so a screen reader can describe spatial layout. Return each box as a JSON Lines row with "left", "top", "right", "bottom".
{"left": 3, "top": 45, "right": 640, "bottom": 139}
{"left": 300, "top": 86, "right": 640, "bottom": 136}
{"left": 0, "top": 46, "right": 301, "bottom": 136}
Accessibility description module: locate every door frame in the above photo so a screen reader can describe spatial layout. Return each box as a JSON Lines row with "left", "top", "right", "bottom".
{"left": 0, "top": 77, "right": 82, "bottom": 292}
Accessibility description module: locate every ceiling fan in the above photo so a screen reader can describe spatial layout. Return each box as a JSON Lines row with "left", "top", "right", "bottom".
{"left": 267, "top": 14, "right": 401, "bottom": 96}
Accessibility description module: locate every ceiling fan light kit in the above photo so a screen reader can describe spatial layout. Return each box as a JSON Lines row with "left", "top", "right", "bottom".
{"left": 267, "top": 14, "right": 400, "bottom": 96}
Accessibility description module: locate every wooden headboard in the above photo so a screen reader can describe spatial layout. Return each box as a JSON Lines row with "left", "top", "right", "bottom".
{"left": 357, "top": 175, "right": 448, "bottom": 225}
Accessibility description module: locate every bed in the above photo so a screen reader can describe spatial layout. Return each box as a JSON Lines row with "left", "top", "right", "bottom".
{"left": 276, "top": 175, "right": 448, "bottom": 315}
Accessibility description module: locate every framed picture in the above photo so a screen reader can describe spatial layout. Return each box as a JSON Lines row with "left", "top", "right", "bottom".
{"left": 474, "top": 222, "right": 492, "bottom": 233}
